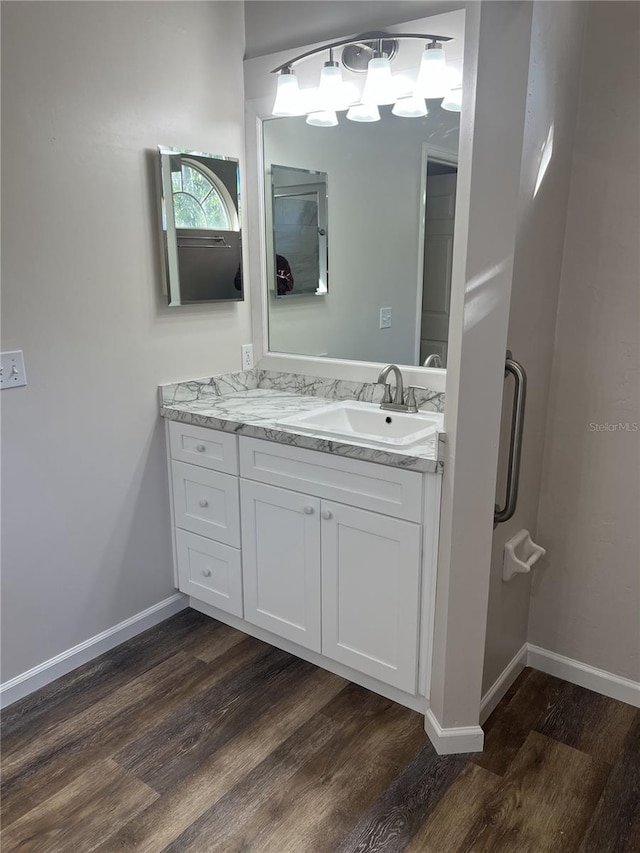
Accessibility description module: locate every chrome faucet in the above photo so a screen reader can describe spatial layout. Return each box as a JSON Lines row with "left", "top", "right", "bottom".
{"left": 377, "top": 364, "right": 407, "bottom": 411}
{"left": 423, "top": 353, "right": 443, "bottom": 368}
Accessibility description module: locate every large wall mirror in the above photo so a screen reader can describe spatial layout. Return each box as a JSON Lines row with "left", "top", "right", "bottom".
{"left": 157, "top": 146, "right": 243, "bottom": 306}
{"left": 258, "top": 11, "right": 464, "bottom": 368}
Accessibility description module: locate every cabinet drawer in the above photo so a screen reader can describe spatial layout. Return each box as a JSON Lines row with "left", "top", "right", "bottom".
{"left": 169, "top": 420, "right": 238, "bottom": 474}
{"left": 176, "top": 529, "right": 242, "bottom": 617}
{"left": 172, "top": 461, "right": 240, "bottom": 547}
{"left": 239, "top": 437, "right": 422, "bottom": 522}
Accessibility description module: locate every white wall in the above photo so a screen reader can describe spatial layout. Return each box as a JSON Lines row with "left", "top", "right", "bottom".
{"left": 481, "top": 0, "right": 586, "bottom": 693}
{"left": 244, "top": 0, "right": 464, "bottom": 59}
{"left": 264, "top": 112, "right": 459, "bottom": 364}
{"left": 529, "top": 1, "right": 640, "bottom": 681}
{"left": 0, "top": 1, "right": 251, "bottom": 682}
{"left": 429, "top": 0, "right": 535, "bottom": 732}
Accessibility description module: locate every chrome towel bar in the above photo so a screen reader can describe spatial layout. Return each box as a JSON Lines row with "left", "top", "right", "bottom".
{"left": 494, "top": 352, "right": 527, "bottom": 525}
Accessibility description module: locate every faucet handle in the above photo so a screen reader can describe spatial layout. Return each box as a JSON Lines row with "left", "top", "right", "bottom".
{"left": 405, "top": 387, "right": 418, "bottom": 413}
{"left": 381, "top": 384, "right": 393, "bottom": 404}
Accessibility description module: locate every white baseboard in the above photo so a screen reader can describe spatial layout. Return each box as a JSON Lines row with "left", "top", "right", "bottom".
{"left": 527, "top": 644, "right": 640, "bottom": 709}
{"left": 0, "top": 593, "right": 188, "bottom": 709}
{"left": 480, "top": 643, "right": 528, "bottom": 725}
{"left": 424, "top": 708, "right": 484, "bottom": 754}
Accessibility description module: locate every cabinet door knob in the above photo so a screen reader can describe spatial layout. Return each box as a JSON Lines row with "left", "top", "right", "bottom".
{"left": 199, "top": 498, "right": 209, "bottom": 508}
{"left": 196, "top": 444, "right": 206, "bottom": 453}
{"left": 202, "top": 569, "right": 212, "bottom": 577}
{"left": 303, "top": 505, "right": 315, "bottom": 515}
{"left": 322, "top": 509, "right": 333, "bottom": 520}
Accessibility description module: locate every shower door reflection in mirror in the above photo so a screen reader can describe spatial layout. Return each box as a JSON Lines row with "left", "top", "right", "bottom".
{"left": 269, "top": 165, "right": 328, "bottom": 298}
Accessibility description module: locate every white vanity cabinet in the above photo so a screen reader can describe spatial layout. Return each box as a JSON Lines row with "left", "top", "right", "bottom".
{"left": 166, "top": 422, "right": 440, "bottom": 708}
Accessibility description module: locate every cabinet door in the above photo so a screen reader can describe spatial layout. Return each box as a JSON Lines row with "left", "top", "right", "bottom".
{"left": 240, "top": 480, "right": 321, "bottom": 652}
{"left": 176, "top": 529, "right": 243, "bottom": 617}
{"left": 321, "top": 503, "right": 421, "bottom": 692}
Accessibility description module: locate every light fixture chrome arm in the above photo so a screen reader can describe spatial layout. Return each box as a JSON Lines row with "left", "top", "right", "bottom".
{"left": 271, "top": 32, "right": 453, "bottom": 74}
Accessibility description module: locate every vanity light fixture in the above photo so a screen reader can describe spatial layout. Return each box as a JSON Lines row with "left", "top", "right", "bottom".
{"left": 272, "top": 66, "right": 302, "bottom": 116}
{"left": 306, "top": 110, "right": 339, "bottom": 127}
{"left": 441, "top": 85, "right": 463, "bottom": 112}
{"left": 414, "top": 41, "right": 450, "bottom": 99}
{"left": 361, "top": 50, "right": 397, "bottom": 106}
{"left": 346, "top": 103, "right": 380, "bottom": 122}
{"left": 270, "top": 31, "right": 455, "bottom": 126}
{"left": 317, "top": 50, "right": 347, "bottom": 112}
{"left": 392, "top": 94, "right": 428, "bottom": 118}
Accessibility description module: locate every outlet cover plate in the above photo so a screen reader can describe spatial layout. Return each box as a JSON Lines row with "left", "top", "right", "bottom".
{"left": 379, "top": 308, "right": 392, "bottom": 329}
{"left": 241, "top": 344, "right": 254, "bottom": 370}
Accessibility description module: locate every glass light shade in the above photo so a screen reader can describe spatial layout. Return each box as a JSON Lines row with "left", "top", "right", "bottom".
{"left": 361, "top": 56, "right": 396, "bottom": 106}
{"left": 318, "top": 63, "right": 346, "bottom": 111}
{"left": 306, "top": 110, "right": 338, "bottom": 127}
{"left": 341, "top": 81, "right": 360, "bottom": 108}
{"left": 346, "top": 103, "right": 380, "bottom": 122}
{"left": 297, "top": 88, "right": 319, "bottom": 115}
{"left": 414, "top": 46, "right": 449, "bottom": 99}
{"left": 272, "top": 69, "right": 302, "bottom": 116}
{"left": 392, "top": 95, "right": 428, "bottom": 118}
{"left": 441, "top": 86, "right": 462, "bottom": 112}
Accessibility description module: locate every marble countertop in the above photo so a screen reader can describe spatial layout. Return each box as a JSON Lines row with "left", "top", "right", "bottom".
{"left": 160, "top": 371, "right": 444, "bottom": 474}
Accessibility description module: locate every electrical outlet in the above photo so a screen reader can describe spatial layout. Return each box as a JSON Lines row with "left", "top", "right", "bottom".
{"left": 241, "top": 344, "right": 254, "bottom": 370}
{"left": 379, "top": 308, "right": 392, "bottom": 329}
{"left": 0, "top": 350, "right": 27, "bottom": 389}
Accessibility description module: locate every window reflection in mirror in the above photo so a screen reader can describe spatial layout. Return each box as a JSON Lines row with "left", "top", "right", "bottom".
{"left": 157, "top": 147, "right": 243, "bottom": 306}
{"left": 262, "top": 106, "right": 459, "bottom": 366}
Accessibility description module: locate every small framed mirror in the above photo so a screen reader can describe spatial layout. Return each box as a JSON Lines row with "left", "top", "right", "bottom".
{"left": 268, "top": 164, "right": 328, "bottom": 298}
{"left": 157, "top": 146, "right": 243, "bottom": 306}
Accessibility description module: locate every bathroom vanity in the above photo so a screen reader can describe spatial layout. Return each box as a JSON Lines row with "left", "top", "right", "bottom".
{"left": 160, "top": 370, "right": 444, "bottom": 711}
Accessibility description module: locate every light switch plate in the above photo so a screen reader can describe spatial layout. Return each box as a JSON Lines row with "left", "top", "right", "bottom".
{"left": 379, "top": 308, "right": 392, "bottom": 329}
{"left": 1, "top": 350, "right": 27, "bottom": 389}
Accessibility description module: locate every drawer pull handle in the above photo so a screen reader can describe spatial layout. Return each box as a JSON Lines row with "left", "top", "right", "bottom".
{"left": 303, "top": 505, "right": 314, "bottom": 515}
{"left": 322, "top": 509, "right": 333, "bottom": 520}
{"left": 202, "top": 569, "right": 212, "bottom": 578}
{"left": 196, "top": 444, "right": 206, "bottom": 453}
{"left": 199, "top": 499, "right": 209, "bottom": 508}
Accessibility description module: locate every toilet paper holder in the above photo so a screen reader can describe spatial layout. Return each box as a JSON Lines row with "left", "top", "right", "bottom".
{"left": 503, "top": 529, "right": 546, "bottom": 582}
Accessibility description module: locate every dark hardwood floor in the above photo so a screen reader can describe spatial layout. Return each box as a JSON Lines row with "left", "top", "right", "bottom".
{"left": 1, "top": 609, "right": 639, "bottom": 852}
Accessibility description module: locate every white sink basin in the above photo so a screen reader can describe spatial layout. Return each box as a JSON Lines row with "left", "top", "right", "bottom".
{"left": 276, "top": 401, "right": 444, "bottom": 448}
